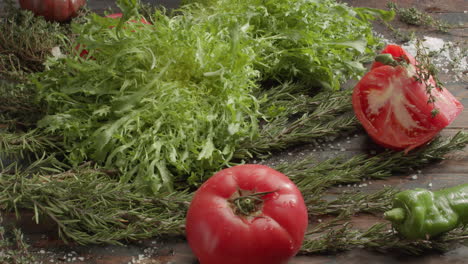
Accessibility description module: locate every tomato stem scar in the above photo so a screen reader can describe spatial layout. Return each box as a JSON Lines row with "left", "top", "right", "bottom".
{"left": 229, "top": 189, "right": 279, "bottom": 216}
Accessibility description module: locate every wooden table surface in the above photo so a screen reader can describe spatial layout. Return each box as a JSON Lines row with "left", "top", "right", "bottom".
{"left": 1, "top": 0, "right": 467, "bottom": 263}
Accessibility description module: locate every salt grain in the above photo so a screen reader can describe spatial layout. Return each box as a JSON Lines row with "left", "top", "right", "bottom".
{"left": 402, "top": 36, "right": 467, "bottom": 82}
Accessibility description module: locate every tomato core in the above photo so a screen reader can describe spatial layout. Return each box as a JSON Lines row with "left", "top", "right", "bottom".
{"left": 229, "top": 189, "right": 277, "bottom": 217}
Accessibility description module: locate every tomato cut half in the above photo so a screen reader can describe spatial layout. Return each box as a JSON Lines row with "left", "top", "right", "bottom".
{"left": 353, "top": 49, "right": 463, "bottom": 151}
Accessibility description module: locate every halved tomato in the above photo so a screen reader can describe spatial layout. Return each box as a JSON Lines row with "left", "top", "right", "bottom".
{"left": 352, "top": 45, "right": 463, "bottom": 151}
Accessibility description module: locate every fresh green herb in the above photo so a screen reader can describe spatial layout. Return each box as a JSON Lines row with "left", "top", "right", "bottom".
{"left": 0, "top": 81, "right": 45, "bottom": 131}
{"left": 225, "top": 0, "right": 391, "bottom": 89}
{"left": 282, "top": 131, "right": 468, "bottom": 206}
{"left": 0, "top": 158, "right": 190, "bottom": 245}
{"left": 236, "top": 84, "right": 358, "bottom": 159}
{"left": 0, "top": 0, "right": 73, "bottom": 81}
{"left": 387, "top": 2, "right": 450, "bottom": 32}
{"left": 36, "top": 5, "right": 262, "bottom": 193}
{"left": 413, "top": 38, "right": 445, "bottom": 115}
{"left": 34, "top": 0, "right": 390, "bottom": 193}
{"left": 1, "top": 132, "right": 466, "bottom": 247}
{"left": 302, "top": 222, "right": 468, "bottom": 255}
{"left": 1, "top": 0, "right": 466, "bottom": 255}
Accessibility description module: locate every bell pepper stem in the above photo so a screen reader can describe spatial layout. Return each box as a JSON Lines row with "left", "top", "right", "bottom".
{"left": 384, "top": 207, "right": 406, "bottom": 223}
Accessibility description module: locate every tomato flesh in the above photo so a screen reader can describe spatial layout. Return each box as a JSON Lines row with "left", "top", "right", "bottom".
{"left": 185, "top": 165, "right": 308, "bottom": 264}
{"left": 353, "top": 45, "right": 463, "bottom": 151}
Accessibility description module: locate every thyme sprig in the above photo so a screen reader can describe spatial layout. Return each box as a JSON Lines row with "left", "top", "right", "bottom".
{"left": 0, "top": 81, "right": 44, "bottom": 131}
{"left": 0, "top": 0, "right": 71, "bottom": 81}
{"left": 387, "top": 2, "right": 451, "bottom": 32}
{"left": 413, "top": 38, "right": 445, "bottom": 117}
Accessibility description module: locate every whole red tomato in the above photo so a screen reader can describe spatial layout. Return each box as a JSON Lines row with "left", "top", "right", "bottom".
{"left": 18, "top": 0, "right": 86, "bottom": 22}
{"left": 352, "top": 44, "right": 463, "bottom": 151}
{"left": 186, "top": 164, "right": 308, "bottom": 264}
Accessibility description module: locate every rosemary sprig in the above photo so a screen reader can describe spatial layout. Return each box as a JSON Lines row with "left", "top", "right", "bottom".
{"left": 280, "top": 131, "right": 468, "bottom": 221}
{"left": 308, "top": 187, "right": 398, "bottom": 217}
{"left": 236, "top": 86, "right": 358, "bottom": 159}
{"left": 0, "top": 159, "right": 190, "bottom": 245}
{"left": 301, "top": 223, "right": 468, "bottom": 255}
{"left": 0, "top": 130, "right": 61, "bottom": 162}
{"left": 283, "top": 131, "right": 468, "bottom": 196}
{"left": 1, "top": 132, "right": 466, "bottom": 247}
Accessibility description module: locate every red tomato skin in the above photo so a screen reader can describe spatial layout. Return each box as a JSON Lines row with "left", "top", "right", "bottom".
{"left": 186, "top": 164, "right": 308, "bottom": 264}
{"left": 18, "top": 0, "right": 86, "bottom": 22}
{"left": 352, "top": 63, "right": 463, "bottom": 151}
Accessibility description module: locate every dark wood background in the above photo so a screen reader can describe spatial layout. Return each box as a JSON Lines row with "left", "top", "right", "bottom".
{"left": 0, "top": 0, "right": 467, "bottom": 263}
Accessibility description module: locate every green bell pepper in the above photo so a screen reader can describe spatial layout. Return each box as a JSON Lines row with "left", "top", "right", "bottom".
{"left": 384, "top": 183, "right": 468, "bottom": 239}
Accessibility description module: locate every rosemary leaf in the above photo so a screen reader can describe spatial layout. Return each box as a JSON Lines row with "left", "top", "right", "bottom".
{"left": 280, "top": 131, "right": 468, "bottom": 197}
{"left": 236, "top": 87, "right": 358, "bottom": 159}
{"left": 301, "top": 223, "right": 468, "bottom": 255}
{"left": 0, "top": 162, "right": 190, "bottom": 245}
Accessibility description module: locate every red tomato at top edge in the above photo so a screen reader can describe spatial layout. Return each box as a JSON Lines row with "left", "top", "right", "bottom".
{"left": 352, "top": 45, "right": 463, "bottom": 152}
{"left": 19, "top": 0, "right": 86, "bottom": 22}
{"left": 186, "top": 164, "right": 308, "bottom": 264}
